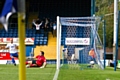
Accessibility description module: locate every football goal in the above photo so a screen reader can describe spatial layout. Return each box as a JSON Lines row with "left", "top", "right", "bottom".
{"left": 56, "top": 16, "right": 104, "bottom": 70}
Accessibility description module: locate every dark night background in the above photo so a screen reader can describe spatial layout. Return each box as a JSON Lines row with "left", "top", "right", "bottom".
{"left": 0, "top": 0, "right": 91, "bottom": 20}
{"left": 38, "top": 0, "right": 91, "bottom": 18}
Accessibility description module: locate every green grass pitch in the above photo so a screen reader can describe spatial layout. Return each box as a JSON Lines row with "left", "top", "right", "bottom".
{"left": 58, "top": 67, "right": 120, "bottom": 80}
{"left": 0, "top": 64, "right": 120, "bottom": 80}
{"left": 0, "top": 64, "right": 56, "bottom": 80}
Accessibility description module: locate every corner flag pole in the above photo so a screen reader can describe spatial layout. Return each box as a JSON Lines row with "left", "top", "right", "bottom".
{"left": 17, "top": 0, "right": 26, "bottom": 80}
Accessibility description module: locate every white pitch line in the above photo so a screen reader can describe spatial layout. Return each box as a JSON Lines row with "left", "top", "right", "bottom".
{"left": 53, "top": 69, "right": 59, "bottom": 80}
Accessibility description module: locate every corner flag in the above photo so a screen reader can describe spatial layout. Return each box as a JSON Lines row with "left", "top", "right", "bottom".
{"left": 0, "top": 0, "right": 17, "bottom": 31}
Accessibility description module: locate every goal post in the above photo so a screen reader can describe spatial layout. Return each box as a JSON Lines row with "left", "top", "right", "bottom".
{"left": 56, "top": 16, "right": 61, "bottom": 70}
{"left": 56, "top": 16, "right": 104, "bottom": 70}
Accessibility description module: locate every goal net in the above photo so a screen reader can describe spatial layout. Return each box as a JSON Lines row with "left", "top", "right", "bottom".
{"left": 56, "top": 16, "right": 104, "bottom": 70}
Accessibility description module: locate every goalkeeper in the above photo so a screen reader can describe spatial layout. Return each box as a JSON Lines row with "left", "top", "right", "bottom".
{"left": 26, "top": 51, "right": 47, "bottom": 68}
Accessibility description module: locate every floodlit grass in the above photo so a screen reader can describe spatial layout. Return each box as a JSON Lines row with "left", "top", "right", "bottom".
{"left": 0, "top": 64, "right": 56, "bottom": 80}
{"left": 58, "top": 67, "right": 120, "bottom": 80}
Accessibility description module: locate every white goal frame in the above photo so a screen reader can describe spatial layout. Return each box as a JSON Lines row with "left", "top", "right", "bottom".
{"left": 56, "top": 16, "right": 61, "bottom": 70}
{"left": 56, "top": 16, "right": 103, "bottom": 70}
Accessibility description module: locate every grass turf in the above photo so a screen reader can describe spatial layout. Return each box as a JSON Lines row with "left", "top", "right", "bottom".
{"left": 58, "top": 67, "right": 120, "bottom": 80}
{"left": 0, "top": 64, "right": 120, "bottom": 80}
{"left": 0, "top": 64, "right": 56, "bottom": 80}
